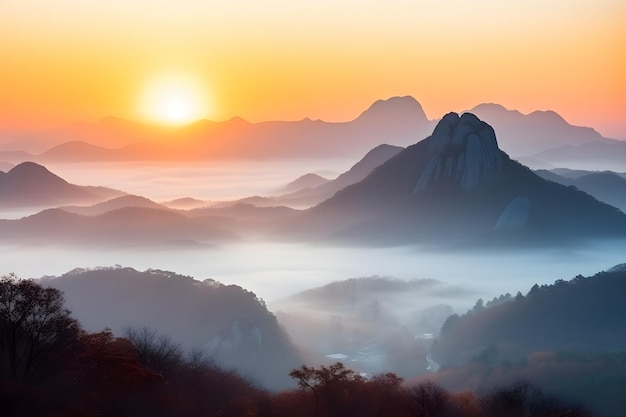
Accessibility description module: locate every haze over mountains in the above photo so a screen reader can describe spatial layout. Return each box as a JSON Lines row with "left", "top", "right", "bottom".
{"left": 223, "top": 143, "right": 404, "bottom": 208}
{"left": 286, "top": 112, "right": 626, "bottom": 247}
{"left": 413, "top": 264, "right": 626, "bottom": 417}
{"left": 0, "top": 97, "right": 618, "bottom": 166}
{"left": 528, "top": 140, "right": 626, "bottom": 170}
{"left": 433, "top": 264, "right": 626, "bottom": 367}
{"left": 2, "top": 100, "right": 626, "bottom": 417}
{"left": 2, "top": 112, "right": 626, "bottom": 249}
{"left": 0, "top": 161, "right": 122, "bottom": 209}
{"left": 466, "top": 103, "right": 613, "bottom": 156}
{"left": 274, "top": 276, "right": 467, "bottom": 377}
{"left": 0, "top": 97, "right": 430, "bottom": 163}
{"left": 535, "top": 169, "right": 626, "bottom": 213}
{"left": 42, "top": 267, "right": 302, "bottom": 389}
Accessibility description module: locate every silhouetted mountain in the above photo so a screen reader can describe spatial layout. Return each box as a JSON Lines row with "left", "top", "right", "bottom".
{"left": 0, "top": 207, "right": 237, "bottom": 246}
{"left": 0, "top": 162, "right": 124, "bottom": 210}
{"left": 17, "top": 97, "right": 430, "bottom": 162}
{"left": 161, "top": 197, "right": 211, "bottom": 210}
{"left": 0, "top": 116, "right": 164, "bottom": 154}
{"left": 185, "top": 96, "right": 428, "bottom": 159}
{"left": 43, "top": 267, "right": 302, "bottom": 389}
{"left": 468, "top": 103, "right": 614, "bottom": 156}
{"left": 0, "top": 162, "right": 109, "bottom": 208}
{"left": 280, "top": 144, "right": 404, "bottom": 207}
{"left": 314, "top": 144, "right": 404, "bottom": 197}
{"left": 529, "top": 140, "right": 626, "bottom": 169}
{"left": 282, "top": 173, "right": 330, "bottom": 193}
{"left": 548, "top": 167, "right": 626, "bottom": 180}
{"left": 284, "top": 113, "right": 626, "bottom": 247}
{"left": 535, "top": 170, "right": 626, "bottom": 212}
{"left": 285, "top": 276, "right": 443, "bottom": 307}
{"left": 39, "top": 140, "right": 125, "bottom": 162}
{"left": 0, "top": 150, "right": 35, "bottom": 164}
{"left": 211, "top": 144, "right": 404, "bottom": 209}
{"left": 432, "top": 264, "right": 626, "bottom": 369}
{"left": 60, "top": 195, "right": 169, "bottom": 216}
{"left": 7, "top": 99, "right": 614, "bottom": 164}
{"left": 188, "top": 203, "right": 299, "bottom": 236}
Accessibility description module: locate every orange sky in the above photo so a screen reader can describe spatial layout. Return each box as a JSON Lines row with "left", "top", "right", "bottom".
{"left": 1, "top": 0, "right": 625, "bottom": 138}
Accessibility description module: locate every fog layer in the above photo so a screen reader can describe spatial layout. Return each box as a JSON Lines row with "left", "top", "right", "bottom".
{"left": 3, "top": 240, "right": 625, "bottom": 309}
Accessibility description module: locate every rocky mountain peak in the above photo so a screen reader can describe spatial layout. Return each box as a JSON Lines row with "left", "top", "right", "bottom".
{"left": 414, "top": 112, "right": 502, "bottom": 192}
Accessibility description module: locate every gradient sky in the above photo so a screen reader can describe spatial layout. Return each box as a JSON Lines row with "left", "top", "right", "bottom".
{"left": 1, "top": 0, "right": 624, "bottom": 137}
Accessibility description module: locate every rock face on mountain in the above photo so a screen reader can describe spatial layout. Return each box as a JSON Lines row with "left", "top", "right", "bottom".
{"left": 495, "top": 197, "right": 530, "bottom": 230}
{"left": 415, "top": 113, "right": 502, "bottom": 192}
{"left": 206, "top": 316, "right": 263, "bottom": 352}
{"left": 284, "top": 113, "right": 626, "bottom": 247}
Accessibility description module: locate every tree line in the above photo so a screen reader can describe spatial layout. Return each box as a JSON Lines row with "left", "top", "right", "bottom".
{"left": 1, "top": 274, "right": 593, "bottom": 416}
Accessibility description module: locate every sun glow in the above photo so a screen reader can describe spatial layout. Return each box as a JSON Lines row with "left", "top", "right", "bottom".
{"left": 139, "top": 73, "right": 210, "bottom": 126}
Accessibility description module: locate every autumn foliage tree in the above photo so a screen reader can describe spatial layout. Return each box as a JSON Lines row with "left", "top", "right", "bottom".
{"left": 0, "top": 274, "right": 600, "bottom": 417}
{"left": 0, "top": 273, "right": 81, "bottom": 383}
{"left": 286, "top": 362, "right": 405, "bottom": 417}
{"left": 123, "top": 326, "right": 184, "bottom": 380}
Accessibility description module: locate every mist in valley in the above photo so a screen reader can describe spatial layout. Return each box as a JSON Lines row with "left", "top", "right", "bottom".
{"left": 2, "top": 112, "right": 626, "bottom": 415}
{"left": 3, "top": 236, "right": 626, "bottom": 383}
{"left": 42, "top": 159, "right": 351, "bottom": 204}
{"left": 3, "top": 0, "right": 625, "bottom": 414}
{"left": 4, "top": 239, "right": 626, "bottom": 307}
{"left": 2, "top": 156, "right": 626, "bottom": 382}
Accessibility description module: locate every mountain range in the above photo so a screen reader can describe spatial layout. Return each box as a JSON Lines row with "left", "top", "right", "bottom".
{"left": 2, "top": 113, "right": 625, "bottom": 248}
{"left": 467, "top": 103, "right": 614, "bottom": 156}
{"left": 214, "top": 143, "right": 404, "bottom": 209}
{"left": 0, "top": 162, "right": 122, "bottom": 208}
{"left": 534, "top": 169, "right": 626, "bottom": 213}
{"left": 283, "top": 112, "right": 626, "bottom": 247}
{"left": 528, "top": 140, "right": 626, "bottom": 170}
{"left": 0, "top": 206, "right": 237, "bottom": 247}
{"left": 0, "top": 97, "right": 430, "bottom": 163}
{"left": 0, "top": 97, "right": 618, "bottom": 164}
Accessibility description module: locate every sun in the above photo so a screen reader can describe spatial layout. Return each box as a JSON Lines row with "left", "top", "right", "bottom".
{"left": 139, "top": 72, "right": 210, "bottom": 126}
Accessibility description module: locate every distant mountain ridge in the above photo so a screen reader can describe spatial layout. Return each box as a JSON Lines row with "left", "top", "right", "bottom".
{"left": 283, "top": 112, "right": 626, "bottom": 247}
{"left": 275, "top": 144, "right": 404, "bottom": 207}
{"left": 281, "top": 173, "right": 330, "bottom": 193}
{"left": 0, "top": 206, "right": 237, "bottom": 246}
{"left": 529, "top": 140, "right": 626, "bottom": 170}
{"left": 0, "top": 161, "right": 121, "bottom": 208}
{"left": 467, "top": 103, "right": 613, "bottom": 156}
{"left": 211, "top": 144, "right": 404, "bottom": 209}
{"left": 1, "top": 97, "right": 617, "bottom": 163}
{"left": 60, "top": 195, "right": 169, "bottom": 216}
{"left": 18, "top": 96, "right": 432, "bottom": 162}
{"left": 534, "top": 169, "right": 626, "bottom": 213}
